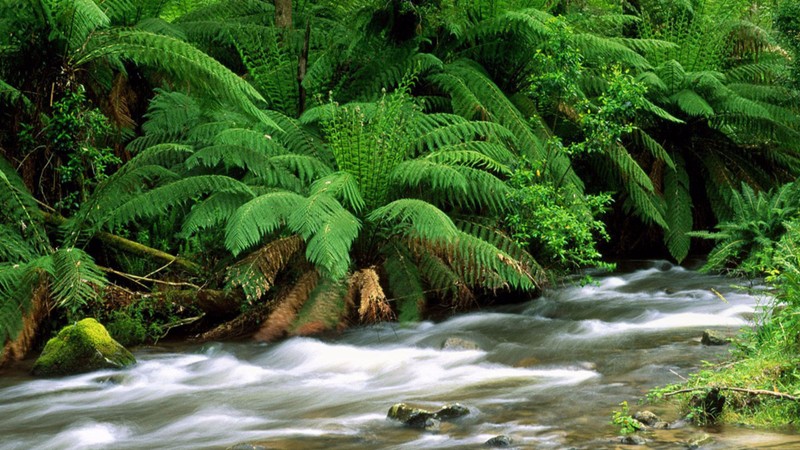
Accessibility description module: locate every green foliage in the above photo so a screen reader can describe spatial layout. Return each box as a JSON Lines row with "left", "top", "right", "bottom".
{"left": 45, "top": 86, "right": 121, "bottom": 213}
{"left": 611, "top": 401, "right": 644, "bottom": 435}
{"left": 692, "top": 181, "right": 800, "bottom": 276}
{"left": 506, "top": 159, "right": 613, "bottom": 273}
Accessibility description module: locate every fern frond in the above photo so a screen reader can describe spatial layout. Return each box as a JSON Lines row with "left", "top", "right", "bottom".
{"left": 50, "top": 247, "right": 106, "bottom": 313}
{"left": 309, "top": 172, "right": 366, "bottom": 214}
{"left": 663, "top": 155, "right": 693, "bottom": 262}
{"left": 105, "top": 175, "right": 254, "bottom": 230}
{"left": 623, "top": 180, "right": 668, "bottom": 227}
{"left": 182, "top": 191, "right": 252, "bottom": 236}
{"left": 368, "top": 199, "right": 459, "bottom": 243}
{"left": 52, "top": 0, "right": 110, "bottom": 51}
{"left": 382, "top": 244, "right": 425, "bottom": 322}
{"left": 0, "top": 263, "right": 45, "bottom": 347}
{"left": 391, "top": 160, "right": 469, "bottom": 195}
{"left": 631, "top": 129, "right": 675, "bottom": 169}
{"left": 77, "top": 30, "right": 279, "bottom": 129}
{"left": 670, "top": 89, "right": 715, "bottom": 117}
{"left": 353, "top": 267, "right": 393, "bottom": 323}
{"left": 287, "top": 193, "right": 360, "bottom": 280}
{"left": 225, "top": 191, "right": 305, "bottom": 255}
{"left": 0, "top": 79, "right": 32, "bottom": 110}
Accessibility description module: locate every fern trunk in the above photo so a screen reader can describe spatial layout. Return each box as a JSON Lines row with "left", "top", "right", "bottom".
{"left": 275, "top": 0, "right": 292, "bottom": 29}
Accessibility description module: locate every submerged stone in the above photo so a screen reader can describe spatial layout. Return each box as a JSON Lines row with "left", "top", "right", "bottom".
{"left": 485, "top": 435, "right": 513, "bottom": 447}
{"left": 686, "top": 433, "right": 714, "bottom": 449}
{"left": 619, "top": 434, "right": 647, "bottom": 445}
{"left": 442, "top": 337, "right": 481, "bottom": 351}
{"left": 31, "top": 318, "right": 136, "bottom": 377}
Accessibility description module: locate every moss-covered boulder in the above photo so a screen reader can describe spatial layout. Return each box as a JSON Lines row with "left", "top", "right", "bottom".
{"left": 31, "top": 318, "right": 136, "bottom": 377}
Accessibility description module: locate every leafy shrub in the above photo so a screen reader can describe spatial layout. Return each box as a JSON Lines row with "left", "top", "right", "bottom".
{"left": 506, "top": 158, "right": 613, "bottom": 274}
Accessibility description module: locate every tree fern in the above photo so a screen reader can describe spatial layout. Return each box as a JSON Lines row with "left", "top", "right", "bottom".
{"left": 226, "top": 235, "right": 304, "bottom": 303}
{"left": 290, "top": 277, "right": 351, "bottom": 334}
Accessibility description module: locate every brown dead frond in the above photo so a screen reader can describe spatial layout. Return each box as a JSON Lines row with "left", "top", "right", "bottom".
{"left": 108, "top": 73, "right": 136, "bottom": 130}
{"left": 1, "top": 276, "right": 51, "bottom": 367}
{"left": 354, "top": 267, "right": 394, "bottom": 323}
{"left": 455, "top": 283, "right": 477, "bottom": 309}
{"left": 228, "top": 235, "right": 304, "bottom": 302}
{"left": 254, "top": 269, "right": 318, "bottom": 342}
{"left": 290, "top": 279, "right": 349, "bottom": 336}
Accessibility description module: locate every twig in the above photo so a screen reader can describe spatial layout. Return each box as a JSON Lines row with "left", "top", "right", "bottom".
{"left": 669, "top": 369, "right": 688, "bottom": 381}
{"left": 663, "top": 386, "right": 800, "bottom": 402}
{"left": 101, "top": 266, "right": 202, "bottom": 290}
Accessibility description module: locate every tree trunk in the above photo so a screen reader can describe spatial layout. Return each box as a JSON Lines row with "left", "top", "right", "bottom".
{"left": 275, "top": 0, "right": 292, "bottom": 30}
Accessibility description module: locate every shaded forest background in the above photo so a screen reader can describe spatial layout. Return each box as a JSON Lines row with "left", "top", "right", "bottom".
{"left": 1, "top": 0, "right": 799, "bottom": 364}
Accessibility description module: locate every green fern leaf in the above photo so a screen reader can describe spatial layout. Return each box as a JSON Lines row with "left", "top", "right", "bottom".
{"left": 50, "top": 247, "right": 106, "bottom": 313}
{"left": 225, "top": 191, "right": 305, "bottom": 255}
{"left": 663, "top": 155, "right": 693, "bottom": 262}
{"left": 368, "top": 199, "right": 459, "bottom": 243}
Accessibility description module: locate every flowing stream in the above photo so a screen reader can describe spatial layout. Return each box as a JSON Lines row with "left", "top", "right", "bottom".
{"left": 2, "top": 260, "right": 800, "bottom": 449}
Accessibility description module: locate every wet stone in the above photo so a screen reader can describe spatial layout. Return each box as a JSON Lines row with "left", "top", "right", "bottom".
{"left": 485, "top": 435, "right": 513, "bottom": 447}
{"left": 435, "top": 403, "right": 470, "bottom": 420}
{"left": 619, "top": 435, "right": 647, "bottom": 445}
{"left": 687, "top": 433, "right": 714, "bottom": 449}
{"left": 633, "top": 410, "right": 660, "bottom": 426}
{"left": 442, "top": 337, "right": 481, "bottom": 351}
{"left": 701, "top": 330, "right": 729, "bottom": 346}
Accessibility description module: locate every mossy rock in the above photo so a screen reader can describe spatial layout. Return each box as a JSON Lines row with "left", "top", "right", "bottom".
{"left": 31, "top": 318, "right": 136, "bottom": 377}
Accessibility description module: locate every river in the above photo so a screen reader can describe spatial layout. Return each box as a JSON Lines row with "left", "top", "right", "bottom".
{"left": 1, "top": 260, "right": 799, "bottom": 449}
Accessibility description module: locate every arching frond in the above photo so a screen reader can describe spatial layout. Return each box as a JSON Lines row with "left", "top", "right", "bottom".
{"left": 182, "top": 191, "right": 253, "bottom": 236}
{"left": 367, "top": 199, "right": 459, "bottom": 243}
{"left": 76, "top": 30, "right": 279, "bottom": 129}
{"left": 287, "top": 193, "right": 360, "bottom": 280}
{"left": 663, "top": 155, "right": 693, "bottom": 262}
{"left": 309, "top": 172, "right": 366, "bottom": 214}
{"left": 50, "top": 247, "right": 106, "bottom": 313}
{"left": 225, "top": 191, "right": 305, "bottom": 255}
{"left": 104, "top": 175, "right": 254, "bottom": 230}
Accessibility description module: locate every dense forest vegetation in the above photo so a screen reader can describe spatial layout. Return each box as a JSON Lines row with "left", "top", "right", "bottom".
{"left": 2, "top": 1, "right": 800, "bottom": 418}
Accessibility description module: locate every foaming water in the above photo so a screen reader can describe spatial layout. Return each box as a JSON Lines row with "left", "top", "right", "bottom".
{"left": 0, "top": 261, "right": 791, "bottom": 449}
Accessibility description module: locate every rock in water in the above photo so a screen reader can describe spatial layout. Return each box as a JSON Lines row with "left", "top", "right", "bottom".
{"left": 701, "top": 330, "right": 729, "bottom": 346}
{"left": 387, "top": 402, "right": 470, "bottom": 431}
{"left": 633, "top": 410, "right": 660, "bottom": 426}
{"left": 32, "top": 318, "right": 136, "bottom": 376}
{"left": 441, "top": 337, "right": 481, "bottom": 351}
{"left": 387, "top": 403, "right": 438, "bottom": 430}
{"left": 434, "top": 403, "right": 470, "bottom": 420}
{"left": 619, "top": 435, "right": 647, "bottom": 445}
{"left": 485, "top": 435, "right": 513, "bottom": 447}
